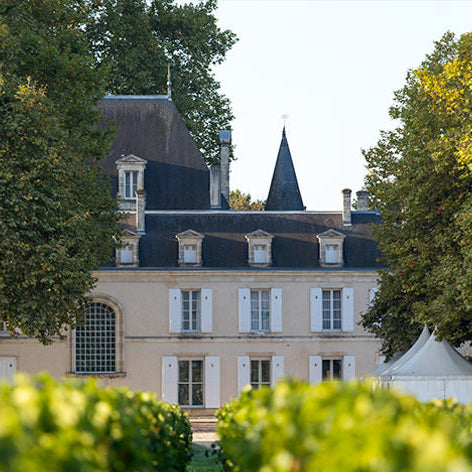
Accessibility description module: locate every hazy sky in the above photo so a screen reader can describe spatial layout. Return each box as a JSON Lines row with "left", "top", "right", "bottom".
{"left": 210, "top": 0, "right": 472, "bottom": 210}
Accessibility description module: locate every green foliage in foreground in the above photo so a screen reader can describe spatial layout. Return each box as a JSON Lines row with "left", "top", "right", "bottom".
{"left": 0, "top": 374, "right": 192, "bottom": 472}
{"left": 217, "top": 379, "right": 472, "bottom": 472}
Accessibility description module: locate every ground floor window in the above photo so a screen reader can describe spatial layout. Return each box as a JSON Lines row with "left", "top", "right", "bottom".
{"left": 178, "top": 360, "right": 203, "bottom": 406}
{"left": 75, "top": 302, "right": 116, "bottom": 373}
{"left": 322, "top": 359, "right": 342, "bottom": 380}
{"left": 250, "top": 359, "right": 271, "bottom": 389}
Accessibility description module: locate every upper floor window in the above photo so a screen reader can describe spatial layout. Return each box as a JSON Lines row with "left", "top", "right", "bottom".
{"left": 74, "top": 301, "right": 117, "bottom": 374}
{"left": 317, "top": 229, "right": 345, "bottom": 267}
{"left": 239, "top": 288, "right": 282, "bottom": 333}
{"left": 124, "top": 171, "right": 138, "bottom": 200}
{"left": 322, "top": 289, "right": 342, "bottom": 331}
{"left": 182, "top": 290, "right": 200, "bottom": 332}
{"left": 310, "top": 287, "right": 354, "bottom": 333}
{"left": 245, "top": 230, "right": 273, "bottom": 267}
{"left": 251, "top": 290, "right": 270, "bottom": 332}
{"left": 116, "top": 229, "right": 141, "bottom": 267}
{"left": 176, "top": 230, "right": 204, "bottom": 267}
{"left": 115, "top": 154, "right": 147, "bottom": 210}
{"left": 169, "top": 288, "right": 212, "bottom": 333}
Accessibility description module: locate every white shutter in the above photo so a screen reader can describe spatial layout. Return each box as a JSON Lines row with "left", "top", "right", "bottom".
{"left": 271, "top": 355, "right": 284, "bottom": 386}
{"left": 239, "top": 288, "right": 251, "bottom": 333}
{"left": 270, "top": 288, "right": 282, "bottom": 332}
{"left": 169, "top": 289, "right": 182, "bottom": 333}
{"left": 310, "top": 288, "right": 323, "bottom": 332}
{"left": 162, "top": 356, "right": 178, "bottom": 404}
{"left": 184, "top": 245, "right": 197, "bottom": 263}
{"left": 0, "top": 357, "right": 16, "bottom": 382}
{"left": 325, "top": 245, "right": 338, "bottom": 263}
{"left": 205, "top": 356, "right": 220, "bottom": 408}
{"left": 238, "top": 356, "right": 250, "bottom": 393}
{"left": 253, "top": 245, "right": 267, "bottom": 263}
{"left": 369, "top": 287, "right": 379, "bottom": 305}
{"left": 343, "top": 355, "right": 356, "bottom": 380}
{"left": 201, "top": 288, "right": 213, "bottom": 333}
{"left": 309, "top": 355, "right": 322, "bottom": 384}
{"left": 342, "top": 288, "right": 354, "bottom": 332}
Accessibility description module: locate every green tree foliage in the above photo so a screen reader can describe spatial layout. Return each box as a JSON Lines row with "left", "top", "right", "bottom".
{"left": 217, "top": 379, "right": 472, "bottom": 472}
{"left": 0, "top": 0, "right": 120, "bottom": 343}
{"left": 0, "top": 373, "right": 192, "bottom": 471}
{"left": 85, "top": 0, "right": 237, "bottom": 164}
{"left": 361, "top": 32, "right": 472, "bottom": 357}
{"left": 230, "top": 189, "right": 265, "bottom": 211}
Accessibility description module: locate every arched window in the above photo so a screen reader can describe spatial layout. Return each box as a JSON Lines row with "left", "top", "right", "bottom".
{"left": 74, "top": 302, "right": 116, "bottom": 374}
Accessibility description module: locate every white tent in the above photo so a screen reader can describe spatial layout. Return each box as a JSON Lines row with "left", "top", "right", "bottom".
{"left": 380, "top": 329, "right": 472, "bottom": 403}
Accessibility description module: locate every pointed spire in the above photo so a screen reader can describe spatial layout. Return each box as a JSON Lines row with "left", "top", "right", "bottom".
{"left": 265, "top": 128, "right": 304, "bottom": 211}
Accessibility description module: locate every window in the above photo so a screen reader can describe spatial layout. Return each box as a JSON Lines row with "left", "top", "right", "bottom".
{"left": 116, "top": 154, "right": 147, "bottom": 210}
{"left": 322, "top": 289, "right": 341, "bottom": 330}
{"left": 250, "top": 359, "right": 271, "bottom": 389}
{"left": 120, "top": 246, "right": 134, "bottom": 264}
{"left": 183, "top": 244, "right": 197, "bottom": 264}
{"left": 322, "top": 359, "right": 342, "bottom": 380}
{"left": 253, "top": 245, "right": 267, "bottom": 263}
{"left": 116, "top": 229, "right": 141, "bottom": 267}
{"left": 251, "top": 290, "right": 270, "bottom": 332}
{"left": 178, "top": 360, "right": 203, "bottom": 406}
{"left": 325, "top": 245, "right": 338, "bottom": 264}
{"left": 124, "top": 170, "right": 138, "bottom": 200}
{"left": 182, "top": 290, "right": 200, "bottom": 332}
{"left": 75, "top": 302, "right": 116, "bottom": 374}
{"left": 176, "top": 230, "right": 204, "bottom": 267}
{"left": 245, "top": 230, "right": 273, "bottom": 267}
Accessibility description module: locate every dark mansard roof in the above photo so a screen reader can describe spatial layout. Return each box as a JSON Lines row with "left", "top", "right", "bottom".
{"left": 112, "top": 210, "right": 382, "bottom": 270}
{"left": 98, "top": 95, "right": 210, "bottom": 210}
{"left": 265, "top": 128, "right": 304, "bottom": 211}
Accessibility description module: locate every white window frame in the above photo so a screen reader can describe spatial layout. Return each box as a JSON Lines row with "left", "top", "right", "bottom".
{"left": 325, "top": 244, "right": 338, "bottom": 264}
{"left": 124, "top": 170, "right": 138, "bottom": 200}
{"left": 116, "top": 154, "right": 147, "bottom": 210}
{"left": 253, "top": 244, "right": 267, "bottom": 264}
{"left": 250, "top": 289, "right": 270, "bottom": 332}
{"left": 322, "top": 289, "right": 342, "bottom": 331}
{"left": 73, "top": 301, "right": 119, "bottom": 374}
{"left": 250, "top": 359, "right": 271, "bottom": 390}
{"left": 322, "top": 358, "right": 343, "bottom": 380}
{"left": 245, "top": 230, "right": 273, "bottom": 267}
{"left": 181, "top": 290, "right": 201, "bottom": 333}
{"left": 178, "top": 359, "right": 204, "bottom": 407}
{"left": 183, "top": 244, "right": 198, "bottom": 264}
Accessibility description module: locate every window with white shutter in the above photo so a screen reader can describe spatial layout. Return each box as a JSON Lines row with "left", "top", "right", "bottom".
{"left": 309, "top": 355, "right": 322, "bottom": 384}
{"left": 343, "top": 355, "right": 356, "bottom": 380}
{"left": 239, "top": 289, "right": 251, "bottom": 333}
{"left": 342, "top": 288, "right": 354, "bottom": 332}
{"left": 162, "top": 356, "right": 178, "bottom": 404}
{"left": 204, "top": 356, "right": 220, "bottom": 408}
{"left": 271, "top": 355, "right": 284, "bottom": 385}
{"left": 238, "top": 356, "right": 250, "bottom": 393}
{"left": 183, "top": 245, "right": 197, "bottom": 263}
{"left": 120, "top": 246, "right": 134, "bottom": 264}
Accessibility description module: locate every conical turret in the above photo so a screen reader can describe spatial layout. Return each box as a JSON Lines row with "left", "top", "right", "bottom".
{"left": 265, "top": 128, "right": 304, "bottom": 211}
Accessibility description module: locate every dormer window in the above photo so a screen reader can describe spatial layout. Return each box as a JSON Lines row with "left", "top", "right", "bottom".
{"left": 245, "top": 230, "right": 274, "bottom": 267}
{"left": 317, "top": 229, "right": 346, "bottom": 267}
{"left": 116, "top": 154, "right": 147, "bottom": 210}
{"left": 116, "top": 229, "right": 141, "bottom": 267}
{"left": 176, "top": 230, "right": 204, "bottom": 267}
{"left": 124, "top": 171, "right": 138, "bottom": 200}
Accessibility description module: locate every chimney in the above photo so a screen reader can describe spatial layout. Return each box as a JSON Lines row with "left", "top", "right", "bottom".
{"left": 356, "top": 190, "right": 370, "bottom": 211}
{"left": 210, "top": 165, "right": 221, "bottom": 208}
{"left": 136, "top": 189, "right": 146, "bottom": 233}
{"left": 219, "top": 130, "right": 231, "bottom": 208}
{"left": 342, "top": 189, "right": 352, "bottom": 226}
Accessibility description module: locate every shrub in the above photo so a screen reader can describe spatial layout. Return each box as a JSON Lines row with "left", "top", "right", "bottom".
{"left": 0, "top": 373, "right": 192, "bottom": 471}
{"left": 217, "top": 379, "right": 472, "bottom": 472}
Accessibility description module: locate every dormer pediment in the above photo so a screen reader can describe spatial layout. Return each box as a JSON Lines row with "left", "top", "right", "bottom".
{"left": 176, "top": 229, "right": 204, "bottom": 240}
{"left": 122, "top": 228, "right": 140, "bottom": 239}
{"left": 245, "top": 229, "right": 274, "bottom": 240}
{"left": 317, "top": 229, "right": 346, "bottom": 240}
{"left": 116, "top": 154, "right": 148, "bottom": 166}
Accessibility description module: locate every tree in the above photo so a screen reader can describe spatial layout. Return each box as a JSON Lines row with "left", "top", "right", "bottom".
{"left": 361, "top": 32, "right": 472, "bottom": 358}
{"left": 0, "top": 0, "right": 120, "bottom": 343}
{"left": 230, "top": 189, "right": 265, "bottom": 211}
{"left": 84, "top": 0, "right": 237, "bottom": 165}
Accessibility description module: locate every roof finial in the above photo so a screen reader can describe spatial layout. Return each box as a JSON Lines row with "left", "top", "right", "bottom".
{"left": 167, "top": 64, "right": 172, "bottom": 100}
{"left": 281, "top": 113, "right": 288, "bottom": 136}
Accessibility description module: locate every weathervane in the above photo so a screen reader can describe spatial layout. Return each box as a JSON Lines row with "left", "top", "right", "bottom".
{"left": 281, "top": 113, "right": 289, "bottom": 135}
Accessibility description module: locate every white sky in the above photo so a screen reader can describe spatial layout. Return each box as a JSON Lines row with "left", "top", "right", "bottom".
{"left": 210, "top": 0, "right": 472, "bottom": 210}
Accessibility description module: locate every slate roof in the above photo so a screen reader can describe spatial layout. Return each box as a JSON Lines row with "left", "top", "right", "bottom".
{"left": 126, "top": 210, "right": 383, "bottom": 269}
{"left": 265, "top": 128, "right": 304, "bottom": 211}
{"left": 98, "top": 96, "right": 210, "bottom": 210}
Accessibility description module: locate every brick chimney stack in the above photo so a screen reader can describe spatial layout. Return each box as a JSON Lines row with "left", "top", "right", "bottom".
{"left": 219, "top": 130, "right": 231, "bottom": 209}
{"left": 342, "top": 189, "right": 352, "bottom": 226}
{"left": 356, "top": 190, "right": 370, "bottom": 211}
